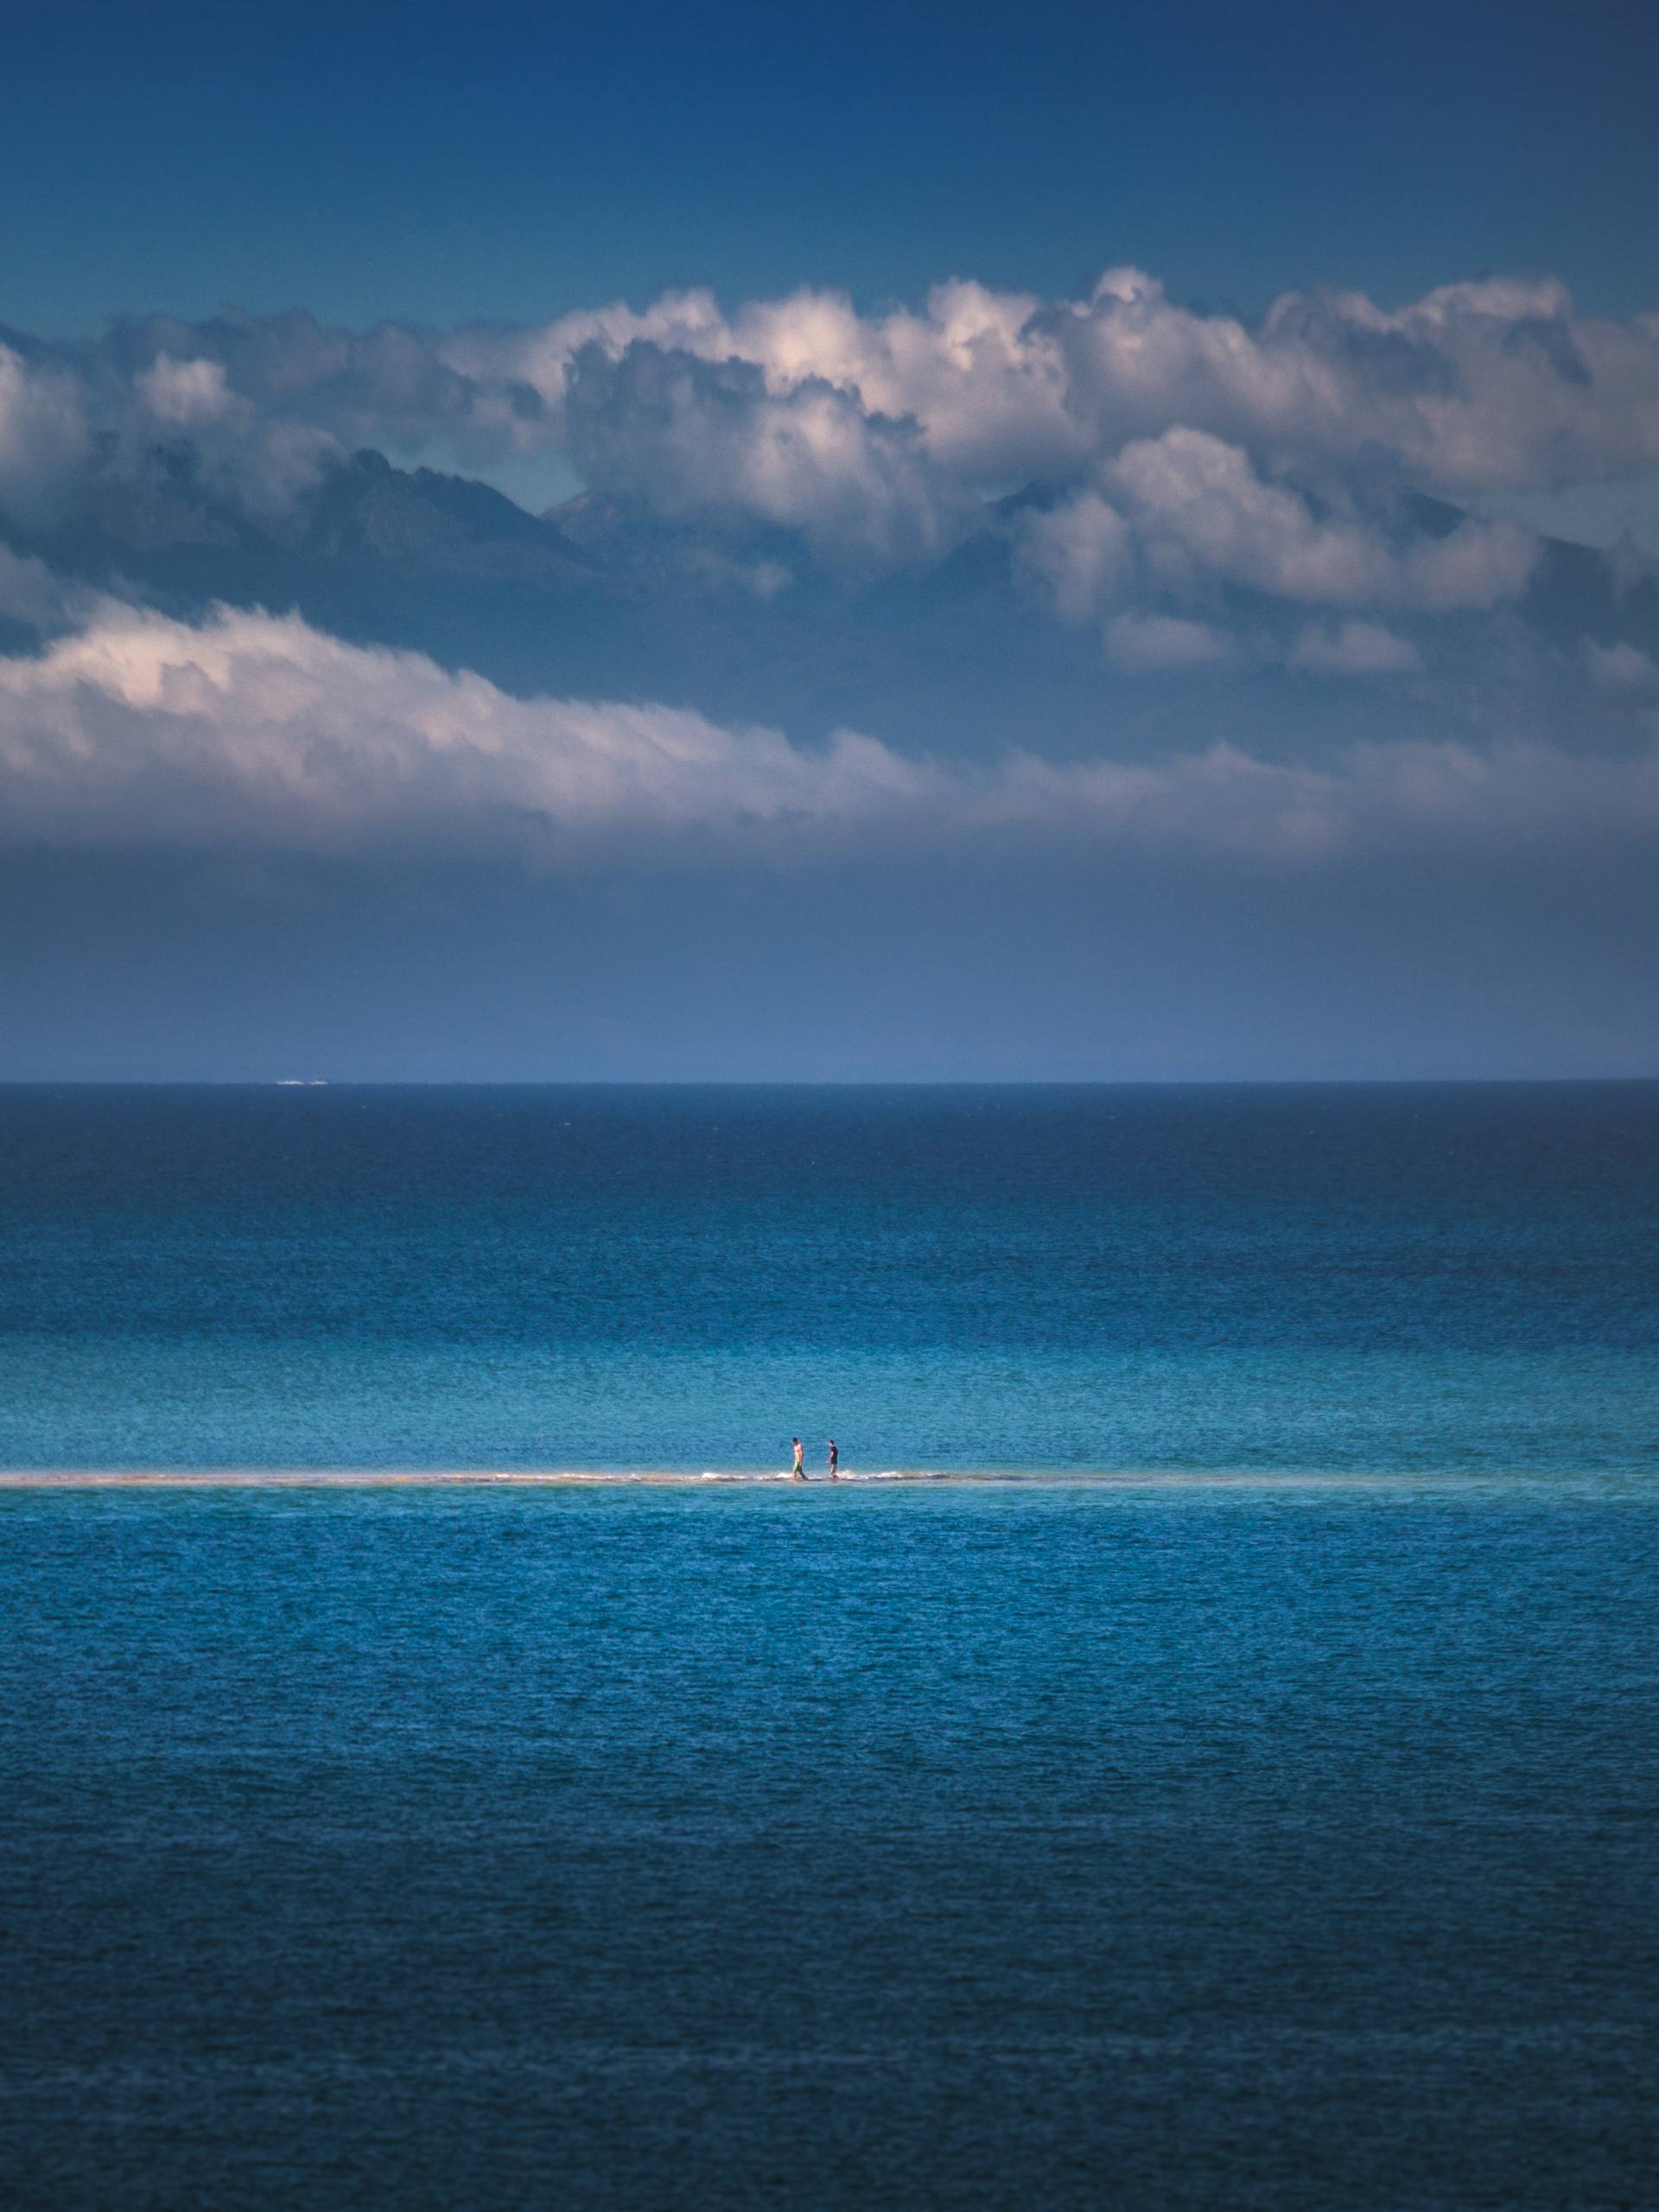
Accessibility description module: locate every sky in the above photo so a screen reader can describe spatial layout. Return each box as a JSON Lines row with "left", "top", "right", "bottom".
{"left": 8, "top": 0, "right": 1659, "bottom": 331}
{"left": 2, "top": 0, "right": 1657, "bottom": 1077}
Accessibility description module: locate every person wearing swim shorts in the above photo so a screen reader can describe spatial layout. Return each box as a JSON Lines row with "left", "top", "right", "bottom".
{"left": 827, "top": 1440, "right": 839, "bottom": 1479}
{"left": 791, "top": 1438, "right": 806, "bottom": 1480}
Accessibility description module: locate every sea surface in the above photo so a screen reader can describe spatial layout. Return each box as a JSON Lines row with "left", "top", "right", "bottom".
{"left": 3, "top": 1086, "right": 1656, "bottom": 2209}
{"left": 0, "top": 1081, "right": 1655, "bottom": 1473}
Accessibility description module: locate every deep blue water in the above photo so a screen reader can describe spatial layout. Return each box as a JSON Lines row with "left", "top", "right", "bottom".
{"left": 0, "top": 1082, "right": 1656, "bottom": 1471}
{"left": 3, "top": 1481, "right": 1656, "bottom": 2209}
{"left": 3, "top": 1088, "right": 1656, "bottom": 2208}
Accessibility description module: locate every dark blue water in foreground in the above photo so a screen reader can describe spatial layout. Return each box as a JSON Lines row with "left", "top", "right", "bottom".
{"left": 3, "top": 1480, "right": 1656, "bottom": 2209}
{"left": 0, "top": 1082, "right": 1656, "bottom": 1472}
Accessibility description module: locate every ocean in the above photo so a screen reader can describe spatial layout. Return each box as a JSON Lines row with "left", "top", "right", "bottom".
{"left": 0, "top": 1082, "right": 1655, "bottom": 1474}
{"left": 3, "top": 1085, "right": 1656, "bottom": 2208}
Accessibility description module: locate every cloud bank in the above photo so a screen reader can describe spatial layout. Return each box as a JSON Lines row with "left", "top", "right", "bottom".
{"left": 3, "top": 590, "right": 1655, "bottom": 868}
{"left": 3, "top": 261, "right": 1656, "bottom": 906}
{"left": 6, "top": 265, "right": 1659, "bottom": 589}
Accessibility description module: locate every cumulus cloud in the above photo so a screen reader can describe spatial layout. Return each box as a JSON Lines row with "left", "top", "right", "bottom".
{"left": 463, "top": 265, "right": 1659, "bottom": 500}
{"left": 1103, "top": 612, "right": 1235, "bottom": 673}
{"left": 1290, "top": 621, "right": 1423, "bottom": 676}
{"left": 442, "top": 280, "right": 1086, "bottom": 489}
{"left": 1103, "top": 429, "right": 1537, "bottom": 612}
{"left": 136, "top": 353, "right": 238, "bottom": 428}
{"left": 108, "top": 308, "right": 538, "bottom": 459}
{"left": 1585, "top": 639, "right": 1659, "bottom": 691}
{"left": 0, "top": 544, "right": 89, "bottom": 630}
{"left": 2, "top": 589, "right": 1656, "bottom": 867}
{"left": 1010, "top": 427, "right": 1537, "bottom": 645}
{"left": 562, "top": 342, "right": 969, "bottom": 565}
{"left": 6, "top": 259, "right": 1657, "bottom": 589}
{"left": 0, "top": 344, "right": 92, "bottom": 531}
{"left": 1016, "top": 491, "right": 1134, "bottom": 621}
{"left": 0, "top": 329, "right": 338, "bottom": 533}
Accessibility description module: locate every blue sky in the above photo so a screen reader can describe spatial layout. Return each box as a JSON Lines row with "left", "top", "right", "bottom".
{"left": 9, "top": 0, "right": 1658, "bottom": 331}
{"left": 1, "top": 0, "right": 1657, "bottom": 1077}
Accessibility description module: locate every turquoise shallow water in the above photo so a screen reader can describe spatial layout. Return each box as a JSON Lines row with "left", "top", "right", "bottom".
{"left": 3, "top": 1478, "right": 1656, "bottom": 2209}
{"left": 0, "top": 1082, "right": 1655, "bottom": 1472}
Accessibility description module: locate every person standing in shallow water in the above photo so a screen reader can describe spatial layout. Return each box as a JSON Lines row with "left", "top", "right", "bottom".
{"left": 827, "top": 1440, "right": 839, "bottom": 1479}
{"left": 791, "top": 1439, "right": 806, "bottom": 1481}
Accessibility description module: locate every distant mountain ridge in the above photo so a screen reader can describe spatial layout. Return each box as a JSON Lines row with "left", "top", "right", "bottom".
{"left": 3, "top": 442, "right": 1655, "bottom": 763}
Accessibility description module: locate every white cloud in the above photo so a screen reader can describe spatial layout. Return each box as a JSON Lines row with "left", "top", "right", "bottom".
{"left": 10, "top": 257, "right": 1656, "bottom": 574}
{"left": 1402, "top": 518, "right": 1540, "bottom": 609}
{"left": 137, "top": 354, "right": 238, "bottom": 428}
{"left": 0, "top": 544, "right": 87, "bottom": 629}
{"left": 1291, "top": 621, "right": 1423, "bottom": 676}
{"left": 0, "top": 345, "right": 92, "bottom": 531}
{"left": 1012, "top": 429, "right": 1537, "bottom": 639}
{"left": 1109, "top": 429, "right": 1389, "bottom": 603}
{"left": 0, "top": 594, "right": 931, "bottom": 852}
{"left": 1103, "top": 612, "right": 1235, "bottom": 672}
{"left": 1585, "top": 639, "right": 1659, "bottom": 691}
{"left": 562, "top": 343, "right": 968, "bottom": 565}
{"left": 3, "top": 590, "right": 1654, "bottom": 867}
{"left": 0, "top": 331, "right": 340, "bottom": 533}
{"left": 465, "top": 264, "right": 1659, "bottom": 500}
{"left": 3, "top": 250, "right": 1654, "bottom": 672}
{"left": 1016, "top": 492, "right": 1134, "bottom": 621}
{"left": 1103, "top": 429, "right": 1536, "bottom": 612}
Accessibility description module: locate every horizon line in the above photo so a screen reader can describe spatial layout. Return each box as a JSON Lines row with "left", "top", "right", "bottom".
{"left": 2, "top": 1074, "right": 1656, "bottom": 1092}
